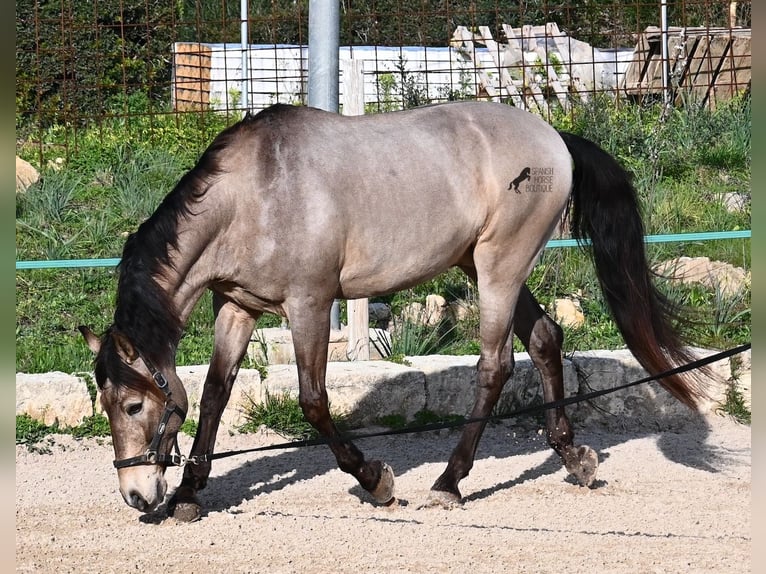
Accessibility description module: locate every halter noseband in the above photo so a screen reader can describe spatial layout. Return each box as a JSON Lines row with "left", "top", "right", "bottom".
{"left": 112, "top": 355, "right": 188, "bottom": 469}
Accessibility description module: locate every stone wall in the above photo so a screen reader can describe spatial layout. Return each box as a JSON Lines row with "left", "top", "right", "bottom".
{"left": 16, "top": 348, "right": 749, "bottom": 432}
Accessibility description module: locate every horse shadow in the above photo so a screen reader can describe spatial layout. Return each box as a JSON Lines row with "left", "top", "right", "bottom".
{"left": 147, "top": 404, "right": 736, "bottom": 522}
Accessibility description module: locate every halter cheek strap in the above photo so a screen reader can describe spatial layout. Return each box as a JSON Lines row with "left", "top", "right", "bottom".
{"left": 112, "top": 357, "right": 188, "bottom": 469}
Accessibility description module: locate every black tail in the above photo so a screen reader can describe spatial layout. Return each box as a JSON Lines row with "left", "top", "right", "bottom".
{"left": 558, "top": 131, "right": 708, "bottom": 408}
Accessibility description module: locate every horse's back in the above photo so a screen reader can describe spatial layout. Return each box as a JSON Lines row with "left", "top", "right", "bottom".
{"left": 204, "top": 102, "right": 573, "bottom": 300}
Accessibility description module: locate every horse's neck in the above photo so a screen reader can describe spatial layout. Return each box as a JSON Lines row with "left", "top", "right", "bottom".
{"left": 155, "top": 255, "right": 211, "bottom": 327}
{"left": 153, "top": 188, "right": 231, "bottom": 324}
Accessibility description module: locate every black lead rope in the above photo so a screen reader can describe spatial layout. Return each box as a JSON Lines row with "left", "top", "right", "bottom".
{"left": 187, "top": 342, "right": 750, "bottom": 466}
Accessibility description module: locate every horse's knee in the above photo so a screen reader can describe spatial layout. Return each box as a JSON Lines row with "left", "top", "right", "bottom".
{"left": 478, "top": 353, "right": 514, "bottom": 386}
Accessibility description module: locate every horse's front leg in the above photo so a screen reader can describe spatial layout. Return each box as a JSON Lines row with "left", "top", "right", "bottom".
{"left": 289, "top": 304, "right": 395, "bottom": 505}
{"left": 514, "top": 286, "right": 598, "bottom": 486}
{"left": 168, "top": 295, "right": 258, "bottom": 522}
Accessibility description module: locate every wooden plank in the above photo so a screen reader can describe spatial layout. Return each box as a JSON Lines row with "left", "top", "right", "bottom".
{"left": 729, "top": 35, "right": 752, "bottom": 89}
{"left": 173, "top": 43, "right": 212, "bottom": 110}
{"left": 644, "top": 36, "right": 667, "bottom": 92}
{"left": 450, "top": 26, "right": 501, "bottom": 101}
{"left": 340, "top": 59, "right": 370, "bottom": 361}
{"left": 477, "top": 26, "right": 524, "bottom": 107}
{"left": 545, "top": 26, "right": 590, "bottom": 97}
{"left": 666, "top": 31, "right": 689, "bottom": 86}
{"left": 708, "top": 36, "right": 736, "bottom": 105}
{"left": 530, "top": 42, "right": 569, "bottom": 109}
{"left": 712, "top": 35, "right": 751, "bottom": 102}
{"left": 623, "top": 32, "right": 655, "bottom": 94}
{"left": 500, "top": 25, "right": 546, "bottom": 113}
{"left": 686, "top": 36, "right": 716, "bottom": 103}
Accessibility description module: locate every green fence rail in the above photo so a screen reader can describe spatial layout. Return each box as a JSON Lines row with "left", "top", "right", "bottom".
{"left": 15, "top": 230, "right": 751, "bottom": 270}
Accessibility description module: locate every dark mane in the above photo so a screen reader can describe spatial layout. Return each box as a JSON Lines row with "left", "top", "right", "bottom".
{"left": 109, "top": 117, "right": 257, "bottom": 370}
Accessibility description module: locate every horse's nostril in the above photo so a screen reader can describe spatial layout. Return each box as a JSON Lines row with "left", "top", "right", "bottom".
{"left": 127, "top": 490, "right": 149, "bottom": 511}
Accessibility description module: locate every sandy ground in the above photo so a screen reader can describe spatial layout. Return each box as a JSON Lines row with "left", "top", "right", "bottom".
{"left": 16, "top": 413, "right": 750, "bottom": 574}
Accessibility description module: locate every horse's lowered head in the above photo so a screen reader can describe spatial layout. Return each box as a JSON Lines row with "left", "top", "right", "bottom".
{"left": 79, "top": 326, "right": 188, "bottom": 513}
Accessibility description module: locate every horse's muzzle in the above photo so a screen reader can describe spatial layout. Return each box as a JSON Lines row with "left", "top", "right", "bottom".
{"left": 119, "top": 471, "right": 167, "bottom": 512}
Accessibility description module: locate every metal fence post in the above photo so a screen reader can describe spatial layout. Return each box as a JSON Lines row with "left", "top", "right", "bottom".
{"left": 307, "top": 0, "right": 342, "bottom": 331}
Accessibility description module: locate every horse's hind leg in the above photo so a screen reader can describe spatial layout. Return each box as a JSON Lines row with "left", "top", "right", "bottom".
{"left": 288, "top": 302, "right": 395, "bottom": 505}
{"left": 426, "top": 268, "right": 522, "bottom": 508}
{"left": 168, "top": 294, "right": 258, "bottom": 522}
{"left": 514, "top": 286, "right": 598, "bottom": 487}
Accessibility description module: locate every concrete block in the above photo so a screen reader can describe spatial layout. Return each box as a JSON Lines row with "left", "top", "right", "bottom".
{"left": 566, "top": 349, "right": 731, "bottom": 430}
{"left": 177, "top": 365, "right": 263, "bottom": 428}
{"left": 256, "top": 360, "right": 426, "bottom": 426}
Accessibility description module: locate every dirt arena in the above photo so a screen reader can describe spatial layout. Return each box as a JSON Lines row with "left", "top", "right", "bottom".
{"left": 16, "top": 413, "right": 750, "bottom": 573}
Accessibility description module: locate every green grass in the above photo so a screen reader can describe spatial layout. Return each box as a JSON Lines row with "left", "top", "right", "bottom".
{"left": 16, "top": 413, "right": 112, "bottom": 453}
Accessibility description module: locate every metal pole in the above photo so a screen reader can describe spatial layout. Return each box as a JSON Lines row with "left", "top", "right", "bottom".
{"left": 308, "top": 0, "right": 342, "bottom": 330}
{"left": 660, "top": 0, "right": 670, "bottom": 107}
{"left": 308, "top": 0, "right": 340, "bottom": 112}
{"left": 241, "top": 0, "right": 249, "bottom": 112}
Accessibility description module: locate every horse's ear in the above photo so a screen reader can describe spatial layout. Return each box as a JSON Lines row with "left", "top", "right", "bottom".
{"left": 110, "top": 331, "right": 138, "bottom": 364}
{"left": 78, "top": 326, "right": 101, "bottom": 354}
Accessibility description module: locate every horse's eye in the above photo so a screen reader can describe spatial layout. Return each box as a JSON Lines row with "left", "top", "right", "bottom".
{"left": 125, "top": 403, "right": 143, "bottom": 416}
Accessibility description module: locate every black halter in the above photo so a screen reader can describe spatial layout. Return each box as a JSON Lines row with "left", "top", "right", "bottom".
{"left": 112, "top": 355, "right": 188, "bottom": 469}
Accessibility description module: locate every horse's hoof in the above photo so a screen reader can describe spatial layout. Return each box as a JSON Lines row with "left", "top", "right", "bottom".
{"left": 169, "top": 501, "right": 202, "bottom": 523}
{"left": 370, "top": 462, "right": 395, "bottom": 504}
{"left": 564, "top": 445, "right": 599, "bottom": 487}
{"left": 419, "top": 489, "right": 462, "bottom": 510}
{"left": 167, "top": 491, "right": 202, "bottom": 523}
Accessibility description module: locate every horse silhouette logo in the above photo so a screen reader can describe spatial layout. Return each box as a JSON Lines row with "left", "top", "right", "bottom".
{"left": 509, "top": 167, "right": 531, "bottom": 193}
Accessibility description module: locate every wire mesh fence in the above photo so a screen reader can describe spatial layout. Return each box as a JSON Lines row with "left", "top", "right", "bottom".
{"left": 16, "top": 1, "right": 751, "bottom": 165}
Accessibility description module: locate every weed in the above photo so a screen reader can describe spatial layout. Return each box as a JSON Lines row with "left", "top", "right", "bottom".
{"left": 238, "top": 390, "right": 349, "bottom": 440}
{"left": 718, "top": 383, "right": 750, "bottom": 425}
{"left": 181, "top": 419, "right": 198, "bottom": 437}
{"left": 16, "top": 414, "right": 59, "bottom": 446}
{"left": 376, "top": 413, "right": 408, "bottom": 428}
{"left": 376, "top": 299, "right": 457, "bottom": 361}
{"left": 68, "top": 413, "right": 111, "bottom": 438}
{"left": 16, "top": 412, "right": 111, "bottom": 450}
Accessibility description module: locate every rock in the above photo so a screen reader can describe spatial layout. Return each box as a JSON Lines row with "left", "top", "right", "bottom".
{"left": 368, "top": 302, "right": 392, "bottom": 328}
{"left": 655, "top": 256, "right": 750, "bottom": 298}
{"left": 47, "top": 157, "right": 65, "bottom": 171}
{"left": 401, "top": 294, "right": 449, "bottom": 327}
{"left": 15, "top": 156, "right": 39, "bottom": 193}
{"left": 447, "top": 299, "right": 477, "bottom": 323}
{"left": 16, "top": 347, "right": 746, "bottom": 433}
{"left": 553, "top": 297, "right": 585, "bottom": 328}
{"left": 15, "top": 372, "right": 93, "bottom": 427}
{"left": 721, "top": 192, "right": 749, "bottom": 213}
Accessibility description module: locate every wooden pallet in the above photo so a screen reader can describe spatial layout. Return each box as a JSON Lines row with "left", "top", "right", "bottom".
{"left": 172, "top": 43, "right": 212, "bottom": 111}
{"left": 623, "top": 26, "right": 750, "bottom": 109}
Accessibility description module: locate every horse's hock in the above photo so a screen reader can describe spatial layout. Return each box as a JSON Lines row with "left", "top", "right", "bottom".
{"left": 16, "top": 346, "right": 748, "bottom": 432}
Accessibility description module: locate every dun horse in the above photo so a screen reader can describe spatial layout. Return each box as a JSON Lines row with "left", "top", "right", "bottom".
{"left": 80, "top": 101, "right": 706, "bottom": 522}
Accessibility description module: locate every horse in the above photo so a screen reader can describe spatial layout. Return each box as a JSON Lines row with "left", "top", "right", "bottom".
{"left": 79, "top": 101, "right": 708, "bottom": 522}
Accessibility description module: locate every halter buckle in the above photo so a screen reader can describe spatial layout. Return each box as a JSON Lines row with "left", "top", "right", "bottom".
{"left": 168, "top": 452, "right": 187, "bottom": 467}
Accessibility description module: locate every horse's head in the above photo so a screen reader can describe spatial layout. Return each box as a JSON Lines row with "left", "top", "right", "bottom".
{"left": 79, "top": 326, "right": 188, "bottom": 513}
